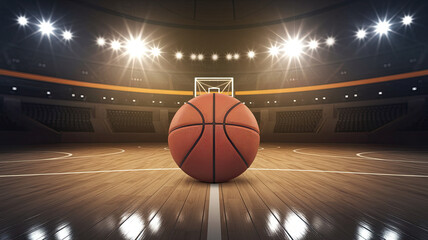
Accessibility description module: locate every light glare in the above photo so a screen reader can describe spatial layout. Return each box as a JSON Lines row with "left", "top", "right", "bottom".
{"left": 190, "top": 53, "right": 197, "bottom": 60}
{"left": 308, "top": 40, "right": 319, "bottom": 50}
{"left": 233, "top": 53, "right": 240, "bottom": 60}
{"left": 96, "top": 37, "right": 106, "bottom": 46}
{"left": 151, "top": 47, "right": 161, "bottom": 57}
{"left": 111, "top": 40, "right": 121, "bottom": 51}
{"left": 126, "top": 37, "right": 147, "bottom": 57}
{"left": 375, "top": 20, "right": 391, "bottom": 36}
{"left": 356, "top": 29, "right": 367, "bottom": 39}
{"left": 17, "top": 16, "right": 28, "bottom": 26}
{"left": 247, "top": 50, "right": 255, "bottom": 59}
{"left": 175, "top": 51, "right": 183, "bottom": 60}
{"left": 269, "top": 45, "right": 280, "bottom": 56}
{"left": 212, "top": 54, "right": 218, "bottom": 61}
{"left": 197, "top": 54, "right": 204, "bottom": 61}
{"left": 402, "top": 15, "right": 413, "bottom": 25}
{"left": 283, "top": 38, "right": 304, "bottom": 57}
{"left": 38, "top": 20, "right": 54, "bottom": 36}
{"left": 326, "top": 37, "right": 335, "bottom": 46}
{"left": 226, "top": 53, "right": 233, "bottom": 60}
{"left": 62, "top": 30, "right": 73, "bottom": 40}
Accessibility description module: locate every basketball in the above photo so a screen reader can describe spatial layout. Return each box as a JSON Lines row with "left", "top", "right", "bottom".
{"left": 168, "top": 93, "right": 260, "bottom": 183}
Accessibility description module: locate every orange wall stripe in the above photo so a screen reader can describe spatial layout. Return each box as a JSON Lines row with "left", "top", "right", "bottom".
{"left": 1, "top": 68, "right": 427, "bottom": 96}
{"left": 0, "top": 69, "right": 194, "bottom": 96}
{"left": 235, "top": 69, "right": 428, "bottom": 95}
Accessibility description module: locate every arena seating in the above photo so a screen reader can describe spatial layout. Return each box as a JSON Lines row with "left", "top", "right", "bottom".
{"left": 22, "top": 103, "right": 93, "bottom": 132}
{"left": 335, "top": 103, "right": 407, "bottom": 132}
{"left": 274, "top": 110, "right": 323, "bottom": 133}
{"left": 168, "top": 112, "right": 175, "bottom": 126}
{"left": 0, "top": 112, "right": 25, "bottom": 131}
{"left": 107, "top": 110, "right": 155, "bottom": 133}
{"left": 402, "top": 102, "right": 428, "bottom": 131}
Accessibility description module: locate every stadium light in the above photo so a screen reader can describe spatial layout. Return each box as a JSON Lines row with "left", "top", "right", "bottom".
{"left": 62, "top": 30, "right": 73, "bottom": 40}
{"left": 233, "top": 53, "right": 240, "bottom": 60}
{"left": 226, "top": 53, "right": 233, "bottom": 60}
{"left": 197, "top": 54, "right": 204, "bottom": 61}
{"left": 283, "top": 38, "right": 304, "bottom": 57}
{"left": 247, "top": 50, "right": 255, "bottom": 59}
{"left": 356, "top": 29, "right": 367, "bottom": 39}
{"left": 402, "top": 15, "right": 413, "bottom": 25}
{"left": 151, "top": 47, "right": 161, "bottom": 57}
{"left": 38, "top": 20, "right": 54, "bottom": 36}
{"left": 308, "top": 40, "right": 319, "bottom": 50}
{"left": 212, "top": 54, "right": 219, "bottom": 61}
{"left": 190, "top": 53, "right": 197, "bottom": 60}
{"left": 175, "top": 51, "right": 183, "bottom": 60}
{"left": 125, "top": 37, "right": 147, "bottom": 58}
{"left": 269, "top": 45, "right": 280, "bottom": 56}
{"left": 111, "top": 40, "right": 121, "bottom": 51}
{"left": 375, "top": 20, "right": 391, "bottom": 36}
{"left": 326, "top": 37, "right": 335, "bottom": 46}
{"left": 96, "top": 37, "right": 106, "bottom": 46}
{"left": 17, "top": 16, "right": 28, "bottom": 26}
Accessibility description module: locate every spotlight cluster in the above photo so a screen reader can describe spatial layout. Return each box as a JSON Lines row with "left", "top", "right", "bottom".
{"left": 17, "top": 16, "right": 73, "bottom": 41}
{"left": 14, "top": 12, "right": 415, "bottom": 62}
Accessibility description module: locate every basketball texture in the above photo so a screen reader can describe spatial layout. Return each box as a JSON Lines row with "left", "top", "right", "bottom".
{"left": 168, "top": 93, "right": 260, "bottom": 183}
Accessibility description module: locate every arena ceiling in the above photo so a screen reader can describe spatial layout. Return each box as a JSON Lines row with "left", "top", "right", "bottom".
{"left": 66, "top": 0, "right": 351, "bottom": 29}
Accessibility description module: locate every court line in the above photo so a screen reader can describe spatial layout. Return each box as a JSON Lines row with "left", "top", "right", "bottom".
{"left": 0, "top": 151, "right": 73, "bottom": 163}
{"left": 249, "top": 168, "right": 428, "bottom": 178}
{"left": 356, "top": 151, "right": 428, "bottom": 164}
{"left": 0, "top": 148, "right": 125, "bottom": 163}
{"left": 207, "top": 184, "right": 222, "bottom": 240}
{"left": 293, "top": 148, "right": 361, "bottom": 159}
{"left": 0, "top": 168, "right": 180, "bottom": 178}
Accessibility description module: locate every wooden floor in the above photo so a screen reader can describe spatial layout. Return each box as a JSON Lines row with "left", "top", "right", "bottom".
{"left": 0, "top": 143, "right": 427, "bottom": 240}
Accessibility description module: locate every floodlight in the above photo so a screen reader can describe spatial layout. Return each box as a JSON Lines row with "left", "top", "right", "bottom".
{"left": 111, "top": 40, "right": 121, "bottom": 50}
{"left": 269, "top": 45, "right": 280, "bottom": 56}
{"left": 62, "top": 30, "right": 73, "bottom": 40}
{"left": 402, "top": 15, "right": 413, "bottom": 25}
{"left": 198, "top": 54, "right": 204, "bottom": 61}
{"left": 125, "top": 37, "right": 147, "bottom": 57}
{"left": 38, "top": 20, "right": 54, "bottom": 36}
{"left": 96, "top": 37, "right": 106, "bottom": 46}
{"left": 326, "top": 37, "right": 335, "bottom": 46}
{"left": 308, "top": 40, "right": 319, "bottom": 50}
{"left": 226, "top": 53, "right": 233, "bottom": 60}
{"left": 247, "top": 51, "right": 255, "bottom": 59}
{"left": 233, "top": 53, "right": 240, "bottom": 60}
{"left": 356, "top": 29, "right": 367, "bottom": 39}
{"left": 17, "top": 16, "right": 28, "bottom": 26}
{"left": 151, "top": 47, "right": 161, "bottom": 57}
{"left": 175, "top": 51, "right": 183, "bottom": 60}
{"left": 190, "top": 53, "right": 197, "bottom": 60}
{"left": 212, "top": 54, "right": 218, "bottom": 61}
{"left": 375, "top": 20, "right": 391, "bottom": 36}
{"left": 283, "top": 38, "right": 304, "bottom": 57}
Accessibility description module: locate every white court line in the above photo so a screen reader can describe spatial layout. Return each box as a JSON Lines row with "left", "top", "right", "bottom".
{"left": 0, "top": 168, "right": 180, "bottom": 178}
{"left": 0, "top": 151, "right": 73, "bottom": 163}
{"left": 0, "top": 148, "right": 125, "bottom": 163}
{"left": 207, "top": 184, "right": 222, "bottom": 240}
{"left": 249, "top": 168, "right": 428, "bottom": 178}
{"left": 65, "top": 148, "right": 125, "bottom": 159}
{"left": 293, "top": 148, "right": 361, "bottom": 159}
{"left": 356, "top": 151, "right": 428, "bottom": 164}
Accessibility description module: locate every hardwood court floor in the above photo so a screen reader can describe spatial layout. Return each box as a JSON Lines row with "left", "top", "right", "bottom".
{"left": 0, "top": 143, "right": 427, "bottom": 240}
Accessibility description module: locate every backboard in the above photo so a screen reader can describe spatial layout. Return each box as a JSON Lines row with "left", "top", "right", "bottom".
{"left": 194, "top": 77, "right": 234, "bottom": 98}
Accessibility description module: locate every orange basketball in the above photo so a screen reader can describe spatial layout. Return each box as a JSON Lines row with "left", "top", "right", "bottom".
{"left": 168, "top": 93, "right": 260, "bottom": 183}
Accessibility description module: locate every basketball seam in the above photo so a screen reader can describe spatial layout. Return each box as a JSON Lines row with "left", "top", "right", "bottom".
{"left": 169, "top": 123, "right": 258, "bottom": 134}
{"left": 179, "top": 102, "right": 205, "bottom": 168}
{"left": 213, "top": 93, "right": 216, "bottom": 183}
{"left": 223, "top": 102, "right": 249, "bottom": 167}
